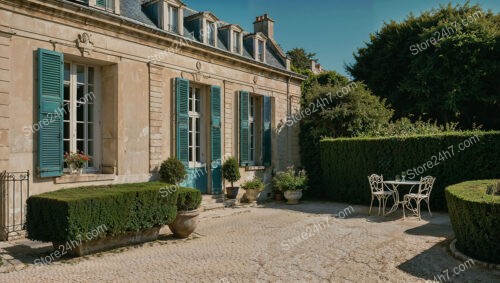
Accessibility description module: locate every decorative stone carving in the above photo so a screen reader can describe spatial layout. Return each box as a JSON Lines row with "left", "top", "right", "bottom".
{"left": 76, "top": 32, "right": 94, "bottom": 56}
{"left": 196, "top": 61, "right": 202, "bottom": 71}
{"left": 253, "top": 75, "right": 258, "bottom": 84}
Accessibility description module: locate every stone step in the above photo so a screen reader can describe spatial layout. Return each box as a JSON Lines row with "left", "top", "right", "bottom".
{"left": 201, "top": 194, "right": 225, "bottom": 205}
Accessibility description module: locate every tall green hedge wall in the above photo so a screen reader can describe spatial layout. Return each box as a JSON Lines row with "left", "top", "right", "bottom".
{"left": 319, "top": 132, "right": 500, "bottom": 211}
{"left": 26, "top": 182, "right": 178, "bottom": 243}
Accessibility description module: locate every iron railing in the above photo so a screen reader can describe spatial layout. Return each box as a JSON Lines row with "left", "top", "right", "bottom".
{"left": 0, "top": 170, "right": 30, "bottom": 238}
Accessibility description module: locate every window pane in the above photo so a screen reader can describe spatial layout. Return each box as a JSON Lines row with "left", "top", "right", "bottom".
{"left": 195, "top": 118, "right": 200, "bottom": 132}
{"left": 63, "top": 141, "right": 70, "bottom": 155}
{"left": 88, "top": 67, "right": 94, "bottom": 85}
{"left": 77, "top": 65, "right": 85, "bottom": 84}
{"left": 64, "top": 84, "right": 70, "bottom": 101}
{"left": 64, "top": 63, "right": 70, "bottom": 82}
{"left": 196, "top": 131, "right": 200, "bottom": 146}
{"left": 189, "top": 148, "right": 193, "bottom": 162}
{"left": 87, "top": 85, "right": 94, "bottom": 103}
{"left": 77, "top": 85, "right": 85, "bottom": 102}
{"left": 88, "top": 104, "right": 94, "bottom": 122}
{"left": 77, "top": 140, "right": 84, "bottom": 153}
{"left": 189, "top": 130, "right": 192, "bottom": 147}
{"left": 63, "top": 102, "right": 70, "bottom": 121}
{"left": 196, "top": 147, "right": 200, "bottom": 162}
{"left": 88, "top": 141, "right": 94, "bottom": 156}
{"left": 77, "top": 123, "right": 84, "bottom": 139}
{"left": 88, "top": 123, "right": 94, "bottom": 139}
{"left": 77, "top": 103, "right": 84, "bottom": 122}
{"left": 195, "top": 97, "right": 200, "bottom": 112}
{"left": 64, "top": 122, "right": 70, "bottom": 139}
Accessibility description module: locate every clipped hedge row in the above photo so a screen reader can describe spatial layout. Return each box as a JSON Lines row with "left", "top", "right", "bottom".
{"left": 445, "top": 180, "right": 500, "bottom": 263}
{"left": 26, "top": 182, "right": 179, "bottom": 243}
{"left": 319, "top": 131, "right": 500, "bottom": 210}
{"left": 176, "top": 187, "right": 202, "bottom": 211}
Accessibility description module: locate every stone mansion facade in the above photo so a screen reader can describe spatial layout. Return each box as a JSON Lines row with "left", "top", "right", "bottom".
{"left": 0, "top": 0, "right": 303, "bottom": 237}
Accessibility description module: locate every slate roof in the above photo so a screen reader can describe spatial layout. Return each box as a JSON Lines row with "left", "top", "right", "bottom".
{"left": 119, "top": 0, "right": 287, "bottom": 70}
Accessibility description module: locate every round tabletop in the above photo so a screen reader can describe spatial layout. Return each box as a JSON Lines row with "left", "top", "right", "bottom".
{"left": 383, "top": 180, "right": 420, "bottom": 185}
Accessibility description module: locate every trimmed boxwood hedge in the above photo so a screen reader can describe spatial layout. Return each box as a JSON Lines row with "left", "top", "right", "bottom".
{"left": 320, "top": 131, "right": 500, "bottom": 211}
{"left": 26, "top": 182, "right": 180, "bottom": 243}
{"left": 176, "top": 187, "right": 202, "bottom": 211}
{"left": 445, "top": 180, "right": 500, "bottom": 263}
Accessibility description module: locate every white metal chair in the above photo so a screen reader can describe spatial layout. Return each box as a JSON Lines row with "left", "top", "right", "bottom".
{"left": 403, "top": 176, "right": 435, "bottom": 220}
{"left": 368, "top": 174, "right": 393, "bottom": 216}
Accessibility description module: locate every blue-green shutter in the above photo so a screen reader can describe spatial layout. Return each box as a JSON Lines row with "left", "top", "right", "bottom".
{"left": 176, "top": 78, "right": 189, "bottom": 166}
{"left": 37, "top": 48, "right": 64, "bottom": 177}
{"left": 263, "top": 96, "right": 272, "bottom": 166}
{"left": 239, "top": 91, "right": 249, "bottom": 166}
{"left": 210, "top": 86, "right": 222, "bottom": 194}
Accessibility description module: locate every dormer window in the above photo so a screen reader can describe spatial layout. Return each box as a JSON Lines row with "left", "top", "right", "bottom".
{"left": 168, "top": 5, "right": 179, "bottom": 33}
{"left": 96, "top": 0, "right": 114, "bottom": 10}
{"left": 257, "top": 40, "right": 265, "bottom": 62}
{"left": 206, "top": 21, "right": 215, "bottom": 46}
{"left": 233, "top": 31, "right": 241, "bottom": 54}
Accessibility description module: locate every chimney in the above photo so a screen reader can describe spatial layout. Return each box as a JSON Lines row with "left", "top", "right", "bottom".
{"left": 254, "top": 13, "right": 274, "bottom": 39}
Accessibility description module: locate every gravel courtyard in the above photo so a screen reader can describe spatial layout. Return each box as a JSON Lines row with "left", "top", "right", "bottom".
{"left": 0, "top": 202, "right": 498, "bottom": 282}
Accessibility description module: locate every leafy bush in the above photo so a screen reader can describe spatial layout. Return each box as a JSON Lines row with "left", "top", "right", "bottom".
{"left": 175, "top": 188, "right": 202, "bottom": 211}
{"left": 273, "top": 167, "right": 308, "bottom": 191}
{"left": 241, "top": 177, "right": 265, "bottom": 191}
{"left": 363, "top": 118, "right": 459, "bottom": 137}
{"left": 26, "top": 182, "right": 178, "bottom": 243}
{"left": 159, "top": 157, "right": 187, "bottom": 184}
{"left": 445, "top": 180, "right": 500, "bottom": 263}
{"left": 320, "top": 131, "right": 500, "bottom": 210}
{"left": 222, "top": 157, "right": 241, "bottom": 187}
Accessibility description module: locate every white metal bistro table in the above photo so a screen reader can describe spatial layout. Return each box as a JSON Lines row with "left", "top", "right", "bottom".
{"left": 382, "top": 180, "right": 421, "bottom": 216}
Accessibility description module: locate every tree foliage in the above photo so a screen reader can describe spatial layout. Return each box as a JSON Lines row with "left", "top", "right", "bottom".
{"left": 298, "top": 71, "right": 393, "bottom": 192}
{"left": 287, "top": 48, "right": 317, "bottom": 71}
{"left": 347, "top": 2, "right": 500, "bottom": 129}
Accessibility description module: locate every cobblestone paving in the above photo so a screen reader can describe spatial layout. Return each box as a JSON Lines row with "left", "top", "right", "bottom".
{"left": 0, "top": 202, "right": 499, "bottom": 282}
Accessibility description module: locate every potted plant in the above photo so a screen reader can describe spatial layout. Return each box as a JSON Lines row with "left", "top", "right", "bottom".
{"left": 273, "top": 187, "right": 284, "bottom": 201}
{"left": 241, "top": 177, "right": 265, "bottom": 203}
{"left": 273, "top": 166, "right": 308, "bottom": 204}
{"left": 222, "top": 157, "right": 241, "bottom": 199}
{"left": 159, "top": 157, "right": 187, "bottom": 184}
{"left": 168, "top": 188, "right": 202, "bottom": 238}
{"left": 64, "top": 151, "right": 91, "bottom": 175}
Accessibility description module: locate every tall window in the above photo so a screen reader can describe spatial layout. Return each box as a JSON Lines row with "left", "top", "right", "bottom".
{"left": 258, "top": 40, "right": 265, "bottom": 62}
{"left": 249, "top": 96, "right": 256, "bottom": 162}
{"left": 206, "top": 21, "right": 215, "bottom": 46}
{"left": 63, "top": 63, "right": 98, "bottom": 170}
{"left": 168, "top": 5, "right": 179, "bottom": 33}
{"left": 233, "top": 31, "right": 241, "bottom": 53}
{"left": 188, "top": 86, "right": 203, "bottom": 167}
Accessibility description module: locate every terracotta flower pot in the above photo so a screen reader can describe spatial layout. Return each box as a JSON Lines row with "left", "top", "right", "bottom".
{"left": 226, "top": 187, "right": 240, "bottom": 199}
{"left": 168, "top": 209, "right": 200, "bottom": 238}
{"left": 284, "top": 190, "right": 303, "bottom": 204}
{"left": 244, "top": 188, "right": 262, "bottom": 203}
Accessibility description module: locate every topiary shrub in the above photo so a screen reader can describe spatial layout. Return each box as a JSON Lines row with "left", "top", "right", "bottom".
{"left": 222, "top": 156, "right": 241, "bottom": 187}
{"left": 25, "top": 182, "right": 178, "bottom": 243}
{"left": 159, "top": 157, "right": 187, "bottom": 184}
{"left": 445, "top": 180, "right": 500, "bottom": 263}
{"left": 175, "top": 188, "right": 202, "bottom": 211}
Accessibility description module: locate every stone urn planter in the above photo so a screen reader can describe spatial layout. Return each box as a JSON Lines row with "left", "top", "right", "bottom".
{"left": 168, "top": 209, "right": 201, "bottom": 238}
{"left": 284, "top": 190, "right": 303, "bottom": 204}
{"left": 245, "top": 188, "right": 261, "bottom": 203}
{"left": 226, "top": 187, "right": 240, "bottom": 199}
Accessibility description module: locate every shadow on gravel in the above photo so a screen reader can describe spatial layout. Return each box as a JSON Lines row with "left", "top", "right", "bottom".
{"left": 404, "top": 223, "right": 454, "bottom": 238}
{"left": 398, "top": 240, "right": 500, "bottom": 282}
{"left": 260, "top": 201, "right": 429, "bottom": 223}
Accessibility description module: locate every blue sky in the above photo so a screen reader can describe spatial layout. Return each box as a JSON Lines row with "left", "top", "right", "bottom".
{"left": 184, "top": 0, "right": 499, "bottom": 77}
